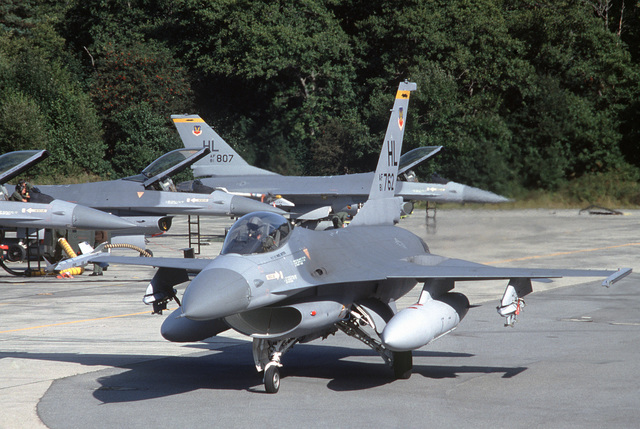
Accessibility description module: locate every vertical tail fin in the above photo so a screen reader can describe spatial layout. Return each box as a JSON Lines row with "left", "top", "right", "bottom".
{"left": 350, "top": 81, "right": 417, "bottom": 226}
{"left": 171, "top": 114, "right": 275, "bottom": 177}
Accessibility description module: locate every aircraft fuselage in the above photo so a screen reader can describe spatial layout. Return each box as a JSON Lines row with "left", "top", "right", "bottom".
{"left": 181, "top": 223, "right": 426, "bottom": 337}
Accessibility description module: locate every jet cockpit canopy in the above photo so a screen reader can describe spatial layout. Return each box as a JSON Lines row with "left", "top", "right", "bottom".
{"left": 222, "top": 211, "right": 292, "bottom": 255}
{"left": 0, "top": 150, "right": 49, "bottom": 185}
{"left": 122, "top": 148, "right": 210, "bottom": 191}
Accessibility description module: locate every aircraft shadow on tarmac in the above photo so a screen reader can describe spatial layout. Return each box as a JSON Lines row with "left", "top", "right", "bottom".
{"left": 2, "top": 340, "right": 526, "bottom": 402}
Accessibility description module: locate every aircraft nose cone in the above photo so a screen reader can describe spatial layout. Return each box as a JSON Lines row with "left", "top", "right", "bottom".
{"left": 462, "top": 186, "right": 510, "bottom": 204}
{"left": 71, "top": 205, "right": 137, "bottom": 230}
{"left": 182, "top": 268, "right": 251, "bottom": 321}
{"left": 230, "top": 195, "right": 286, "bottom": 216}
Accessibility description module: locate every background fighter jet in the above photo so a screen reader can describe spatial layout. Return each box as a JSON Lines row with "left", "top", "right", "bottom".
{"left": 0, "top": 199, "right": 135, "bottom": 231}
{"left": 0, "top": 150, "right": 136, "bottom": 269}
{"left": 0, "top": 150, "right": 135, "bottom": 230}
{"left": 54, "top": 82, "right": 630, "bottom": 393}
{"left": 172, "top": 113, "right": 508, "bottom": 218}
{"left": 7, "top": 148, "right": 284, "bottom": 249}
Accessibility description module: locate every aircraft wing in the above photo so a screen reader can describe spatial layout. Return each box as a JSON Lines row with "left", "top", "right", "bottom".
{"left": 386, "top": 256, "right": 631, "bottom": 288}
{"left": 53, "top": 253, "right": 211, "bottom": 273}
{"left": 271, "top": 255, "right": 630, "bottom": 295}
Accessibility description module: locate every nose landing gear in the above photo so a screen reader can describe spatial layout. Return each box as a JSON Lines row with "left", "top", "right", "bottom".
{"left": 253, "top": 338, "right": 298, "bottom": 394}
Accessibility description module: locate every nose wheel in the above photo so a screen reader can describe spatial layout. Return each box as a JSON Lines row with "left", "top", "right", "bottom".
{"left": 264, "top": 364, "right": 280, "bottom": 393}
{"left": 253, "top": 338, "right": 298, "bottom": 394}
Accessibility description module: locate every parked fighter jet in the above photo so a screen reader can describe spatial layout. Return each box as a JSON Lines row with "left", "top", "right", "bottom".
{"left": 8, "top": 148, "right": 284, "bottom": 248}
{"left": 0, "top": 199, "right": 135, "bottom": 231}
{"left": 54, "top": 82, "right": 630, "bottom": 393}
{"left": 0, "top": 150, "right": 135, "bottom": 230}
{"left": 172, "top": 111, "right": 508, "bottom": 217}
{"left": 1, "top": 150, "right": 137, "bottom": 265}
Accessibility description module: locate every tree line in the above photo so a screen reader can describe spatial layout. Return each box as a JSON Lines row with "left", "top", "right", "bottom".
{"left": 1, "top": 0, "right": 638, "bottom": 198}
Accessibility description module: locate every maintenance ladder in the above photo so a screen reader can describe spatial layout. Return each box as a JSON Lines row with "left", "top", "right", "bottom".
{"left": 188, "top": 215, "right": 201, "bottom": 255}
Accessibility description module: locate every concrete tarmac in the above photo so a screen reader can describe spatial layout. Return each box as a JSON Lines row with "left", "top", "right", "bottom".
{"left": 1, "top": 209, "right": 638, "bottom": 428}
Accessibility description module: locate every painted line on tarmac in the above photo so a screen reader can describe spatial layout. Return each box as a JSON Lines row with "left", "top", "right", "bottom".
{"left": 0, "top": 310, "right": 158, "bottom": 334}
{"left": 484, "top": 242, "right": 640, "bottom": 265}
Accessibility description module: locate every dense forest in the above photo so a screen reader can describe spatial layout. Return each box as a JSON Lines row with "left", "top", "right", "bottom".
{"left": 0, "top": 0, "right": 638, "bottom": 200}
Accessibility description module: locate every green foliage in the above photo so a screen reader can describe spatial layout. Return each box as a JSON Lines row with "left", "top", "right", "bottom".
{"left": 110, "top": 103, "right": 182, "bottom": 177}
{"left": 157, "top": 0, "right": 359, "bottom": 172}
{"left": 309, "top": 118, "right": 369, "bottom": 175}
{"left": 90, "top": 41, "right": 192, "bottom": 119}
{"left": 559, "top": 168, "right": 640, "bottom": 206}
{"left": 87, "top": 40, "right": 193, "bottom": 164}
{"left": 0, "top": 0, "right": 638, "bottom": 201}
{"left": 0, "top": 40, "right": 108, "bottom": 178}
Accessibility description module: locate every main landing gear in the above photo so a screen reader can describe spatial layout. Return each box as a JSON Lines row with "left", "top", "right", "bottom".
{"left": 251, "top": 305, "right": 413, "bottom": 393}
{"left": 338, "top": 306, "right": 413, "bottom": 381}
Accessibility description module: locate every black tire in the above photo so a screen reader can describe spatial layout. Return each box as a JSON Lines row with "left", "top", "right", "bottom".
{"left": 7, "top": 244, "right": 26, "bottom": 262}
{"left": 393, "top": 351, "right": 413, "bottom": 379}
{"left": 264, "top": 366, "right": 280, "bottom": 393}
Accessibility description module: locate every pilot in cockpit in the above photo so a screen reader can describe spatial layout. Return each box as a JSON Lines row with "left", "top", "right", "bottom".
{"left": 155, "top": 177, "right": 176, "bottom": 192}
{"left": 10, "top": 179, "right": 30, "bottom": 202}
{"left": 222, "top": 212, "right": 291, "bottom": 255}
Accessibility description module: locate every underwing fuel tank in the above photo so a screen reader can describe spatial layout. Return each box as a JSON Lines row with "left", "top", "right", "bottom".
{"left": 380, "top": 293, "right": 469, "bottom": 351}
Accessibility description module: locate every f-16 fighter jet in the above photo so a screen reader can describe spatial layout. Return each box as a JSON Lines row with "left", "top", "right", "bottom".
{"left": 8, "top": 148, "right": 284, "bottom": 248}
{"left": 0, "top": 150, "right": 136, "bottom": 231}
{"left": 55, "top": 82, "right": 630, "bottom": 394}
{"left": 1, "top": 150, "right": 137, "bottom": 266}
{"left": 172, "top": 110, "right": 508, "bottom": 218}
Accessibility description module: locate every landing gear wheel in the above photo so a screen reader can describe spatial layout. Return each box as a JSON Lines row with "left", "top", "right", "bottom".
{"left": 264, "top": 365, "right": 280, "bottom": 393}
{"left": 7, "top": 244, "right": 26, "bottom": 262}
{"left": 393, "top": 351, "right": 413, "bottom": 379}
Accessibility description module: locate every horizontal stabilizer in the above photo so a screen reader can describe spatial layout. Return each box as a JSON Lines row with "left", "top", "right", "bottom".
{"left": 602, "top": 267, "right": 632, "bottom": 287}
{"left": 297, "top": 206, "right": 332, "bottom": 221}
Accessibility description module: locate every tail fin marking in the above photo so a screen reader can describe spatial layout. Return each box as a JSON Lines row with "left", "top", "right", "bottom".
{"left": 350, "top": 81, "right": 417, "bottom": 226}
{"left": 171, "top": 115, "right": 275, "bottom": 177}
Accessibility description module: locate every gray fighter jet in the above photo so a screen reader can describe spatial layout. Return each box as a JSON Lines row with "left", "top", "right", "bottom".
{"left": 10, "top": 148, "right": 284, "bottom": 248}
{"left": 0, "top": 150, "right": 136, "bottom": 230}
{"left": 0, "top": 150, "right": 137, "bottom": 268}
{"left": 172, "top": 112, "right": 508, "bottom": 218}
{"left": 54, "top": 82, "right": 630, "bottom": 393}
